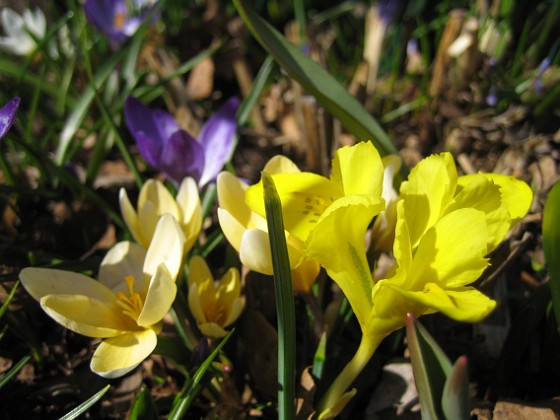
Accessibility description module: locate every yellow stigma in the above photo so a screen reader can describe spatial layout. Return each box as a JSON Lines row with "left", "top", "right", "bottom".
{"left": 113, "top": 10, "right": 126, "bottom": 30}
{"left": 116, "top": 276, "right": 144, "bottom": 321}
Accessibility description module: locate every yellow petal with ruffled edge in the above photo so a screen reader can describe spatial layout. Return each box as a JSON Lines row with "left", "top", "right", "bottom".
{"left": 90, "top": 329, "right": 158, "bottom": 378}
{"left": 176, "top": 177, "right": 202, "bottom": 253}
{"left": 330, "top": 141, "right": 384, "bottom": 197}
{"left": 137, "top": 264, "right": 176, "bottom": 327}
{"left": 306, "top": 194, "right": 384, "bottom": 328}
{"left": 458, "top": 173, "right": 533, "bottom": 222}
{"left": 40, "top": 294, "right": 132, "bottom": 337}
{"left": 400, "top": 152, "right": 457, "bottom": 248}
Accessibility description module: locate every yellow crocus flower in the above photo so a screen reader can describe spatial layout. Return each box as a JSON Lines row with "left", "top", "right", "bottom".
{"left": 119, "top": 177, "right": 202, "bottom": 253}
{"left": 187, "top": 256, "right": 244, "bottom": 338}
{"left": 216, "top": 156, "right": 320, "bottom": 292}
{"left": 19, "top": 214, "right": 186, "bottom": 378}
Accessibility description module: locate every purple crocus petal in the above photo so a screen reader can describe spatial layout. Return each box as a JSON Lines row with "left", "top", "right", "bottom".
{"left": 197, "top": 97, "right": 239, "bottom": 187}
{"left": 124, "top": 96, "right": 180, "bottom": 168}
{"left": 84, "top": 0, "right": 128, "bottom": 47}
{"left": 159, "top": 130, "right": 205, "bottom": 185}
{"left": 0, "top": 97, "right": 20, "bottom": 139}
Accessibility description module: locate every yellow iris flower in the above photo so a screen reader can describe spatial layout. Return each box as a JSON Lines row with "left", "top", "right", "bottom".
{"left": 19, "top": 214, "right": 186, "bottom": 378}
{"left": 187, "top": 256, "right": 244, "bottom": 338}
{"left": 119, "top": 177, "right": 202, "bottom": 253}
{"left": 216, "top": 156, "right": 320, "bottom": 292}
{"left": 305, "top": 151, "right": 532, "bottom": 416}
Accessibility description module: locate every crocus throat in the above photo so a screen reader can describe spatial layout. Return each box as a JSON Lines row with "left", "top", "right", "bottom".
{"left": 116, "top": 276, "right": 144, "bottom": 321}
{"left": 204, "top": 299, "right": 227, "bottom": 326}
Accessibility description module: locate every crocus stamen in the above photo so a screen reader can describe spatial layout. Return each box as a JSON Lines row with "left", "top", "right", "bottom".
{"left": 113, "top": 10, "right": 126, "bottom": 30}
{"left": 116, "top": 275, "right": 144, "bottom": 321}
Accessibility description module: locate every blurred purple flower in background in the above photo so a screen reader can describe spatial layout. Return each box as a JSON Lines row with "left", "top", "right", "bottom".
{"left": 0, "top": 97, "right": 20, "bottom": 139}
{"left": 84, "top": 0, "right": 157, "bottom": 49}
{"left": 124, "top": 96, "right": 239, "bottom": 188}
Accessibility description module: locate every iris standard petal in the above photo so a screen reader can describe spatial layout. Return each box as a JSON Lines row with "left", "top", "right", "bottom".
{"left": 144, "top": 214, "right": 185, "bottom": 280}
{"left": 263, "top": 155, "right": 301, "bottom": 174}
{"left": 99, "top": 241, "right": 146, "bottom": 293}
{"left": 400, "top": 152, "right": 457, "bottom": 247}
{"left": 159, "top": 130, "right": 205, "bottom": 185}
{"left": 90, "top": 328, "right": 158, "bottom": 378}
{"left": 198, "top": 97, "right": 239, "bottom": 187}
{"left": 0, "top": 97, "right": 20, "bottom": 139}
{"left": 330, "top": 141, "right": 384, "bottom": 197}
{"left": 20, "top": 267, "right": 116, "bottom": 303}
{"left": 40, "top": 294, "right": 131, "bottom": 337}
{"left": 137, "top": 264, "right": 176, "bottom": 326}
{"left": 306, "top": 195, "right": 385, "bottom": 327}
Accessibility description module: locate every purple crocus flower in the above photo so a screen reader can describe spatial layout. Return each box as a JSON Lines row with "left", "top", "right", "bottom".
{"left": 0, "top": 97, "right": 20, "bottom": 139}
{"left": 84, "top": 0, "right": 157, "bottom": 49}
{"left": 124, "top": 96, "right": 239, "bottom": 188}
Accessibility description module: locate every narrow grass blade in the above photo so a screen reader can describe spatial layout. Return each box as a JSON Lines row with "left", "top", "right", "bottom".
{"left": 168, "top": 330, "right": 234, "bottom": 420}
{"left": 58, "top": 384, "right": 111, "bottom": 420}
{"left": 543, "top": 181, "right": 560, "bottom": 332}
{"left": 405, "top": 314, "right": 452, "bottom": 419}
{"left": 130, "top": 385, "right": 159, "bottom": 420}
{"left": 0, "top": 281, "right": 19, "bottom": 321}
{"left": 233, "top": 0, "right": 400, "bottom": 160}
{"left": 262, "top": 171, "right": 296, "bottom": 420}
{"left": 0, "top": 354, "right": 31, "bottom": 390}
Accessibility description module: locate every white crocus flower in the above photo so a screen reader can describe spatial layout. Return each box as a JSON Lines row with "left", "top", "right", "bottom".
{"left": 0, "top": 7, "right": 46, "bottom": 56}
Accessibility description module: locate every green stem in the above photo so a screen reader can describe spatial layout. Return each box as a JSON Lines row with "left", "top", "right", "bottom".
{"left": 317, "top": 333, "right": 381, "bottom": 418}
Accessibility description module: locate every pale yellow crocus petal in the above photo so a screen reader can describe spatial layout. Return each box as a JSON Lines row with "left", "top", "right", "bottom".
{"left": 400, "top": 152, "right": 457, "bottom": 247}
{"left": 239, "top": 229, "right": 274, "bottom": 275}
{"left": 216, "top": 267, "right": 241, "bottom": 307}
{"left": 188, "top": 255, "right": 213, "bottom": 288}
{"left": 263, "top": 155, "right": 301, "bottom": 174}
{"left": 217, "top": 208, "right": 245, "bottom": 251}
{"left": 459, "top": 173, "right": 533, "bottom": 222}
{"left": 20, "top": 267, "right": 116, "bottom": 303}
{"left": 188, "top": 283, "right": 207, "bottom": 324}
{"left": 138, "top": 200, "right": 161, "bottom": 248}
{"left": 98, "top": 241, "right": 146, "bottom": 293}
{"left": 330, "top": 141, "right": 384, "bottom": 197}
{"left": 40, "top": 294, "right": 131, "bottom": 337}
{"left": 137, "top": 264, "right": 176, "bottom": 327}
{"left": 176, "top": 177, "right": 202, "bottom": 253}
{"left": 90, "top": 329, "right": 158, "bottom": 378}
{"left": 119, "top": 188, "right": 141, "bottom": 243}
{"left": 139, "top": 179, "right": 180, "bottom": 220}
{"left": 217, "top": 172, "right": 253, "bottom": 227}
{"left": 306, "top": 195, "right": 385, "bottom": 328}
{"left": 223, "top": 297, "right": 245, "bottom": 327}
{"left": 199, "top": 322, "right": 228, "bottom": 338}
{"left": 143, "top": 214, "right": 185, "bottom": 280}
